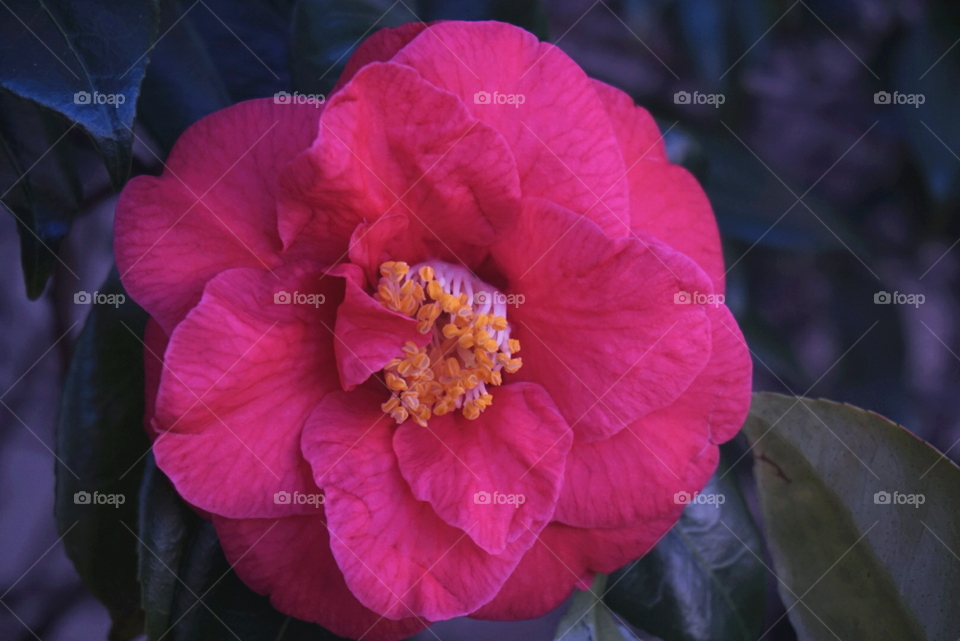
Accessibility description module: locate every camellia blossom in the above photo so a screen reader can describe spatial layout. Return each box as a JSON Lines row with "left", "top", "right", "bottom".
{"left": 116, "top": 20, "right": 751, "bottom": 641}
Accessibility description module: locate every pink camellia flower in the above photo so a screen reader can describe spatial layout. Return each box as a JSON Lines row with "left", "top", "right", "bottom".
{"left": 117, "top": 20, "right": 751, "bottom": 641}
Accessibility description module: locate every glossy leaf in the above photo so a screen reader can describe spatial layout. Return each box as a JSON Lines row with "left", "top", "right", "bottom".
{"left": 55, "top": 270, "right": 151, "bottom": 641}
{"left": 744, "top": 392, "right": 960, "bottom": 641}
{"left": 0, "top": 0, "right": 160, "bottom": 189}
{"left": 0, "top": 93, "right": 82, "bottom": 298}
{"left": 604, "top": 454, "right": 766, "bottom": 641}
{"left": 138, "top": 455, "right": 346, "bottom": 641}
{"left": 554, "top": 575, "right": 634, "bottom": 641}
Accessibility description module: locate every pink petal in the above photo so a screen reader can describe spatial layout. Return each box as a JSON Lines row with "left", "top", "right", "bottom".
{"left": 555, "top": 303, "right": 752, "bottom": 528}
{"left": 152, "top": 261, "right": 342, "bottom": 519}
{"left": 391, "top": 21, "right": 631, "bottom": 238}
{"left": 277, "top": 61, "right": 521, "bottom": 269}
{"left": 331, "top": 22, "right": 430, "bottom": 95}
{"left": 473, "top": 444, "right": 722, "bottom": 621}
{"left": 393, "top": 382, "right": 571, "bottom": 555}
{"left": 301, "top": 388, "right": 531, "bottom": 621}
{"left": 346, "top": 213, "right": 411, "bottom": 286}
{"left": 495, "top": 198, "right": 714, "bottom": 442}
{"left": 593, "top": 80, "right": 726, "bottom": 293}
{"left": 115, "top": 98, "right": 323, "bottom": 335}
{"left": 328, "top": 262, "right": 431, "bottom": 391}
{"left": 214, "top": 513, "right": 429, "bottom": 641}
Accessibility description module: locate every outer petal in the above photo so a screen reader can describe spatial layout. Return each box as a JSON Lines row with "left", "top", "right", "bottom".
{"left": 331, "top": 22, "right": 429, "bottom": 94}
{"left": 214, "top": 514, "right": 429, "bottom": 641}
{"left": 301, "top": 388, "right": 532, "bottom": 621}
{"left": 152, "top": 261, "right": 342, "bottom": 519}
{"left": 329, "top": 262, "right": 431, "bottom": 391}
{"left": 495, "top": 198, "right": 713, "bottom": 442}
{"left": 592, "top": 80, "right": 726, "bottom": 293}
{"left": 391, "top": 21, "right": 630, "bottom": 238}
{"left": 115, "top": 98, "right": 323, "bottom": 335}
{"left": 393, "top": 382, "right": 571, "bottom": 555}
{"left": 555, "top": 304, "right": 752, "bottom": 528}
{"left": 277, "top": 61, "right": 521, "bottom": 269}
{"left": 473, "top": 445, "right": 721, "bottom": 621}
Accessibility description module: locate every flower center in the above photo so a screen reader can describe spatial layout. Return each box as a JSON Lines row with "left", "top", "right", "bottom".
{"left": 374, "top": 260, "right": 522, "bottom": 426}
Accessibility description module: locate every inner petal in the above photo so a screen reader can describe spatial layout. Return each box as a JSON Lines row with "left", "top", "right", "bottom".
{"left": 373, "top": 260, "right": 522, "bottom": 426}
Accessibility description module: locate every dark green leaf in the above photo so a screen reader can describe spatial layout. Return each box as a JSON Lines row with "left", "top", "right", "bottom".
{"left": 418, "top": 0, "right": 549, "bottom": 40}
{"left": 138, "top": 455, "right": 346, "bottom": 641}
{"left": 55, "top": 269, "right": 151, "bottom": 641}
{"left": 0, "top": 0, "right": 160, "bottom": 189}
{"left": 744, "top": 392, "right": 960, "bottom": 640}
{"left": 604, "top": 455, "right": 766, "bottom": 641}
{"left": 137, "top": 0, "right": 232, "bottom": 153}
{"left": 290, "top": 0, "right": 412, "bottom": 97}
{"left": 0, "top": 92, "right": 82, "bottom": 298}
{"left": 554, "top": 575, "right": 634, "bottom": 641}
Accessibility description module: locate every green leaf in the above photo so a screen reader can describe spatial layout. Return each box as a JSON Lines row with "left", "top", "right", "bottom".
{"left": 138, "top": 455, "right": 346, "bottom": 641}
{"left": 290, "top": 0, "right": 412, "bottom": 97}
{"left": 0, "top": 0, "right": 160, "bottom": 189}
{"left": 604, "top": 453, "right": 766, "bottom": 641}
{"left": 55, "top": 269, "right": 151, "bottom": 641}
{"left": 744, "top": 392, "right": 960, "bottom": 641}
{"left": 137, "top": 0, "right": 232, "bottom": 153}
{"left": 0, "top": 92, "right": 82, "bottom": 299}
{"left": 554, "top": 575, "right": 634, "bottom": 641}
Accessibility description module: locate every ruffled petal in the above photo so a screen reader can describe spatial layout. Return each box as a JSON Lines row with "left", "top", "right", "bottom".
{"left": 301, "top": 388, "right": 531, "bottom": 621}
{"left": 592, "top": 80, "right": 725, "bottom": 293}
{"left": 152, "top": 261, "right": 341, "bottom": 519}
{"left": 214, "top": 513, "right": 429, "bottom": 641}
{"left": 494, "top": 198, "right": 713, "bottom": 442}
{"left": 277, "top": 61, "right": 521, "bottom": 269}
{"left": 331, "top": 22, "right": 430, "bottom": 94}
{"left": 391, "top": 21, "right": 631, "bottom": 238}
{"left": 115, "top": 98, "right": 323, "bottom": 334}
{"left": 393, "top": 382, "right": 571, "bottom": 554}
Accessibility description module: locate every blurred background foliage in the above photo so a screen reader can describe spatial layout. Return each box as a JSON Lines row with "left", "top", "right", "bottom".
{"left": 3, "top": 0, "right": 960, "bottom": 639}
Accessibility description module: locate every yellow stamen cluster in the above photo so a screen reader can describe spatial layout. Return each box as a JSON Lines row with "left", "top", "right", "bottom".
{"left": 374, "top": 261, "right": 522, "bottom": 426}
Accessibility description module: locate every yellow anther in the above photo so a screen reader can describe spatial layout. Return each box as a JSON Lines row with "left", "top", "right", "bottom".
{"left": 374, "top": 260, "right": 522, "bottom": 426}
